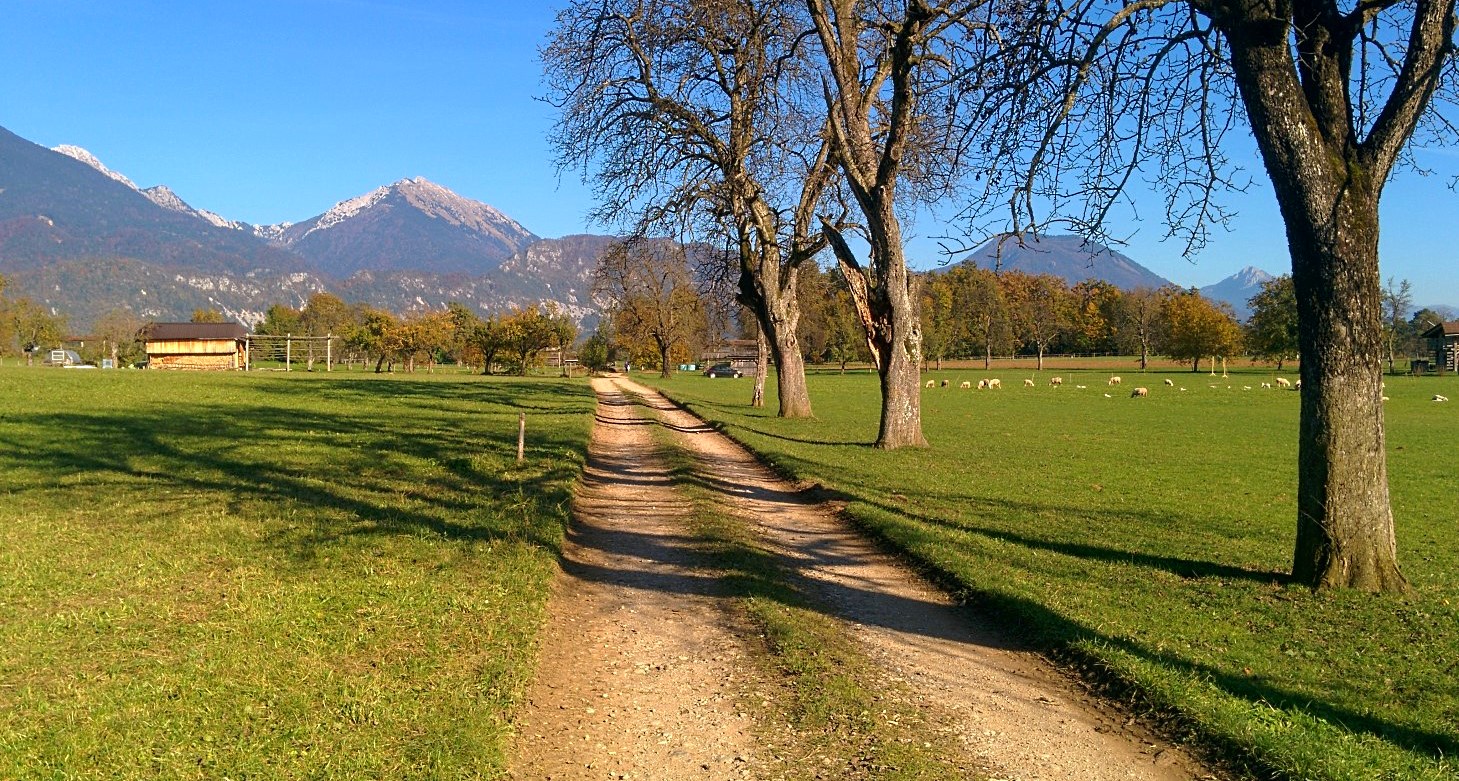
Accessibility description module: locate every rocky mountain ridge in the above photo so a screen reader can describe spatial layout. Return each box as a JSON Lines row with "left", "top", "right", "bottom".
{"left": 0, "top": 125, "right": 600, "bottom": 330}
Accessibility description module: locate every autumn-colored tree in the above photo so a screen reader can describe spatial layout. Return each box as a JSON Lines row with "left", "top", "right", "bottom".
{"left": 1068, "top": 279, "right": 1120, "bottom": 354}
{"left": 1162, "top": 290, "right": 1244, "bottom": 372}
{"left": 299, "top": 293, "right": 356, "bottom": 337}
{"left": 952, "top": 266, "right": 1016, "bottom": 369}
{"left": 0, "top": 296, "right": 67, "bottom": 362}
{"left": 349, "top": 307, "right": 399, "bottom": 373}
{"left": 594, "top": 240, "right": 706, "bottom": 378}
{"left": 501, "top": 304, "right": 576, "bottom": 376}
{"left": 1000, "top": 271, "right": 1071, "bottom": 370}
{"left": 256, "top": 304, "right": 303, "bottom": 336}
{"left": 191, "top": 308, "right": 225, "bottom": 323}
{"left": 919, "top": 274, "right": 958, "bottom": 370}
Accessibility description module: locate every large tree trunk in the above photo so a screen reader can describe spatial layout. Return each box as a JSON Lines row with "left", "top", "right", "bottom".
{"left": 1287, "top": 198, "right": 1406, "bottom": 591}
{"left": 874, "top": 248, "right": 928, "bottom": 449}
{"left": 764, "top": 287, "right": 812, "bottom": 418}
{"left": 1222, "top": 13, "right": 1416, "bottom": 591}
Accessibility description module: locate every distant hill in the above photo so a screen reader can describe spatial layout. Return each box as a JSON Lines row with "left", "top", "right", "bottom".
{"left": 1200, "top": 266, "right": 1276, "bottom": 320}
{"left": 955, "top": 234, "right": 1173, "bottom": 290}
{"left": 0, "top": 124, "right": 606, "bottom": 330}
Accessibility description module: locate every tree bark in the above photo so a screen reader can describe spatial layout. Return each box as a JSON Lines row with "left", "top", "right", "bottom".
{"left": 752, "top": 327, "right": 768, "bottom": 408}
{"left": 1288, "top": 229, "right": 1405, "bottom": 591}
{"left": 1218, "top": 6, "right": 1419, "bottom": 591}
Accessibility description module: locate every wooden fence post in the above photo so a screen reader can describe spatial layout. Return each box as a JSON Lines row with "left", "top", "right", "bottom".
{"left": 517, "top": 413, "right": 526, "bottom": 463}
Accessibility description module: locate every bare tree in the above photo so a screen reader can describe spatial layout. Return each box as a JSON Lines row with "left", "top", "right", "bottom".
{"left": 544, "top": 0, "right": 837, "bottom": 417}
{"left": 808, "top": 0, "right": 998, "bottom": 448}
{"left": 989, "top": 0, "right": 1458, "bottom": 591}
{"left": 594, "top": 239, "right": 708, "bottom": 377}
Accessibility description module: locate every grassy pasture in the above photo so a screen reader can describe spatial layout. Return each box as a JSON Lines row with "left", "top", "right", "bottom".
{"left": 647, "top": 366, "right": 1459, "bottom": 781}
{"left": 0, "top": 368, "right": 593, "bottom": 779}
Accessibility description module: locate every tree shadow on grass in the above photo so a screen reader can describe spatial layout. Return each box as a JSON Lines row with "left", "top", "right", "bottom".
{"left": 576, "top": 395, "right": 1457, "bottom": 771}
{"left": 0, "top": 386, "right": 593, "bottom": 559}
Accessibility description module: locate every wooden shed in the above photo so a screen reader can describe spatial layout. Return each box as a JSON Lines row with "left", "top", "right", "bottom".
{"left": 1420, "top": 320, "right": 1459, "bottom": 373}
{"left": 144, "top": 322, "right": 249, "bottom": 370}
{"left": 701, "top": 339, "right": 761, "bottom": 372}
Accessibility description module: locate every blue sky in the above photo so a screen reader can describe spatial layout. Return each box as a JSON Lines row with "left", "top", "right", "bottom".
{"left": 2, "top": 0, "right": 1456, "bottom": 302}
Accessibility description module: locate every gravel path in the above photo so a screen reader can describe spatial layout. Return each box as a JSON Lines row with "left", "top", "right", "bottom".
{"left": 510, "top": 376, "right": 1222, "bottom": 781}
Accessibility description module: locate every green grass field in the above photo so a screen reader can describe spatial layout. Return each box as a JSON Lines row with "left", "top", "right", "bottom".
{"left": 646, "top": 366, "right": 1459, "bottom": 781}
{"left": 0, "top": 367, "right": 594, "bottom": 780}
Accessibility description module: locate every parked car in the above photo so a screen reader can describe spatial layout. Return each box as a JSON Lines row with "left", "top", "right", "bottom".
{"left": 703, "top": 362, "right": 742, "bottom": 379}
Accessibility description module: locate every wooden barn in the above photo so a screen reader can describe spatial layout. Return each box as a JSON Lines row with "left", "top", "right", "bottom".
{"left": 144, "top": 322, "right": 249, "bottom": 370}
{"left": 1420, "top": 320, "right": 1459, "bottom": 373}
{"left": 701, "top": 339, "right": 760, "bottom": 373}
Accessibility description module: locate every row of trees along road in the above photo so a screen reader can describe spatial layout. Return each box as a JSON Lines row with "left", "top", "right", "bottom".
{"left": 545, "top": 0, "right": 1458, "bottom": 592}
{"left": 254, "top": 293, "right": 575, "bottom": 375}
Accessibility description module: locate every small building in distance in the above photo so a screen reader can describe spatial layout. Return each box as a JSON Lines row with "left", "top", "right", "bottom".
{"left": 701, "top": 339, "right": 760, "bottom": 373}
{"left": 143, "top": 322, "right": 249, "bottom": 370}
{"left": 1419, "top": 321, "right": 1459, "bottom": 373}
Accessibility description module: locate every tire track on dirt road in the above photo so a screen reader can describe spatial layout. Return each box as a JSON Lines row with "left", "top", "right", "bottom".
{"left": 615, "top": 376, "right": 1222, "bottom": 781}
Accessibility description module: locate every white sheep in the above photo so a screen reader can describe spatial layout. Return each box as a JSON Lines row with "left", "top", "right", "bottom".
{"left": 1294, "top": 380, "right": 1302, "bottom": 390}
{"left": 1276, "top": 377, "right": 1291, "bottom": 388}
{"left": 1164, "top": 378, "right": 1174, "bottom": 386}
{"left": 960, "top": 381, "right": 972, "bottom": 389}
{"left": 1023, "top": 378, "right": 1035, "bottom": 387}
{"left": 1050, "top": 376, "right": 1063, "bottom": 386}
{"left": 1243, "top": 385, "right": 1252, "bottom": 391}
{"left": 1108, "top": 376, "right": 1122, "bottom": 386}
{"left": 1103, "top": 393, "right": 1112, "bottom": 398}
{"left": 1179, "top": 387, "right": 1187, "bottom": 392}
{"left": 1434, "top": 394, "right": 1449, "bottom": 402}
{"left": 1261, "top": 382, "right": 1272, "bottom": 389}
{"left": 988, "top": 378, "right": 1002, "bottom": 389}
{"left": 1131, "top": 387, "right": 1149, "bottom": 397}
{"left": 1075, "top": 385, "right": 1087, "bottom": 389}
{"left": 977, "top": 379, "right": 990, "bottom": 389}
{"left": 926, "top": 379, "right": 935, "bottom": 388}
{"left": 941, "top": 379, "right": 950, "bottom": 388}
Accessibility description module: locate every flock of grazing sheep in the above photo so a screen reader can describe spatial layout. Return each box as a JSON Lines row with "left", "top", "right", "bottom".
{"left": 925, "top": 374, "right": 1301, "bottom": 399}
{"left": 924, "top": 374, "right": 1454, "bottom": 402}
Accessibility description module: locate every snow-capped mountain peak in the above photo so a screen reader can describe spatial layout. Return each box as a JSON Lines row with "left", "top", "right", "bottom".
{"left": 141, "top": 184, "right": 246, "bottom": 230}
{"left": 53, "top": 145, "right": 139, "bottom": 190}
{"left": 1231, "top": 266, "right": 1276, "bottom": 286}
{"left": 142, "top": 184, "right": 189, "bottom": 212}
{"left": 305, "top": 185, "right": 393, "bottom": 238}
{"left": 392, "top": 176, "right": 532, "bottom": 237}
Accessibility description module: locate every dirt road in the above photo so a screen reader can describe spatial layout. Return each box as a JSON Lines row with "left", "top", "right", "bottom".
{"left": 509, "top": 377, "right": 1219, "bottom": 781}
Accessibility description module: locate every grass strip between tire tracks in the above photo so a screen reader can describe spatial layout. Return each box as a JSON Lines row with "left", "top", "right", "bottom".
{"left": 638, "top": 399, "right": 980, "bottom": 781}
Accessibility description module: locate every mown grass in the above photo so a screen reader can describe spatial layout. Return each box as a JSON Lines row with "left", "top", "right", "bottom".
{"left": 643, "top": 415, "right": 975, "bottom": 780}
{"left": 648, "top": 366, "right": 1459, "bottom": 781}
{"left": 0, "top": 367, "right": 594, "bottom": 780}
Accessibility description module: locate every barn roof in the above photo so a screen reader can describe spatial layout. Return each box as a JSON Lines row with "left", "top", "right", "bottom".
{"left": 1420, "top": 321, "right": 1459, "bottom": 339}
{"left": 144, "top": 322, "right": 248, "bottom": 341}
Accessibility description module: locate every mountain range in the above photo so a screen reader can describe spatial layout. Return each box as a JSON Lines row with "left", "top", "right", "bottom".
{"left": 2, "top": 124, "right": 1274, "bottom": 332}
{"left": 0, "top": 124, "right": 604, "bottom": 331}
{"left": 956, "top": 233, "right": 1274, "bottom": 317}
